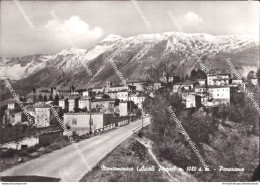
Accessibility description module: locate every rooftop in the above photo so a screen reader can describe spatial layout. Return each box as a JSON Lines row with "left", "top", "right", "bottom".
{"left": 213, "top": 78, "right": 230, "bottom": 81}
{"left": 79, "top": 97, "right": 91, "bottom": 100}
{"left": 34, "top": 104, "right": 52, "bottom": 108}
{"left": 92, "top": 98, "right": 116, "bottom": 102}
{"left": 175, "top": 81, "right": 196, "bottom": 85}
{"left": 92, "top": 87, "right": 104, "bottom": 90}
{"left": 116, "top": 90, "right": 129, "bottom": 93}
{"left": 208, "top": 85, "right": 230, "bottom": 88}
{"left": 68, "top": 96, "right": 80, "bottom": 100}
{"left": 182, "top": 89, "right": 195, "bottom": 93}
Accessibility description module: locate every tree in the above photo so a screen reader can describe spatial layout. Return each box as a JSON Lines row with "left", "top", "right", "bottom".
{"left": 143, "top": 81, "right": 155, "bottom": 95}
{"left": 143, "top": 93, "right": 184, "bottom": 146}
{"left": 49, "top": 94, "right": 53, "bottom": 101}
{"left": 53, "top": 94, "right": 59, "bottom": 105}
{"left": 33, "top": 87, "right": 36, "bottom": 94}
{"left": 257, "top": 69, "right": 260, "bottom": 84}
{"left": 182, "top": 112, "right": 218, "bottom": 144}
{"left": 247, "top": 71, "right": 255, "bottom": 80}
{"left": 38, "top": 94, "right": 43, "bottom": 101}
{"left": 43, "top": 95, "right": 47, "bottom": 102}
{"left": 145, "top": 58, "right": 177, "bottom": 95}
{"left": 103, "top": 94, "right": 110, "bottom": 98}
{"left": 185, "top": 74, "right": 190, "bottom": 80}
{"left": 190, "top": 69, "right": 207, "bottom": 80}
{"left": 114, "top": 99, "right": 120, "bottom": 106}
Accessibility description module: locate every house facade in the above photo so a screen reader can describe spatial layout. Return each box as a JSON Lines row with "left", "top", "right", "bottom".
{"left": 117, "top": 90, "right": 129, "bottom": 101}
{"left": 59, "top": 98, "right": 68, "bottom": 111}
{"left": 63, "top": 113, "right": 111, "bottom": 135}
{"left": 68, "top": 97, "right": 80, "bottom": 112}
{"left": 208, "top": 86, "right": 230, "bottom": 105}
{"left": 119, "top": 101, "right": 129, "bottom": 116}
{"left": 78, "top": 97, "right": 90, "bottom": 110}
{"left": 186, "top": 94, "right": 202, "bottom": 109}
{"left": 34, "top": 104, "right": 60, "bottom": 127}
{"left": 207, "top": 73, "right": 230, "bottom": 86}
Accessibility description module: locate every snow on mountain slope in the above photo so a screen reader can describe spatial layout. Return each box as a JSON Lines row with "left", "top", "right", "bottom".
{"left": 0, "top": 55, "right": 49, "bottom": 80}
{"left": 0, "top": 32, "right": 258, "bottom": 82}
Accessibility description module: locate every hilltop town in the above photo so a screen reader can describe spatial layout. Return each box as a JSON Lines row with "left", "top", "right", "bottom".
{"left": 0, "top": 69, "right": 259, "bottom": 150}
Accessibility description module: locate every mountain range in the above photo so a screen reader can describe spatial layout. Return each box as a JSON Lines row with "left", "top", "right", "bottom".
{"left": 0, "top": 32, "right": 259, "bottom": 96}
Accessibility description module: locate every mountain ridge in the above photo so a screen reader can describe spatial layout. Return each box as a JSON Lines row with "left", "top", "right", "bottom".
{"left": 0, "top": 32, "right": 259, "bottom": 93}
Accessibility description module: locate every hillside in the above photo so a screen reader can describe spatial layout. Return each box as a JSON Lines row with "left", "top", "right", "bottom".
{"left": 0, "top": 32, "right": 259, "bottom": 96}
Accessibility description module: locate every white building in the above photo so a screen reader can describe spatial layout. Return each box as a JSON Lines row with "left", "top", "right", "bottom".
{"left": 128, "top": 82, "right": 147, "bottom": 91}
{"left": 34, "top": 104, "right": 60, "bottom": 127}
{"left": 119, "top": 101, "right": 129, "bottom": 116}
{"left": 0, "top": 137, "right": 39, "bottom": 150}
{"left": 186, "top": 94, "right": 201, "bottom": 109}
{"left": 207, "top": 73, "right": 230, "bottom": 86}
{"left": 35, "top": 104, "right": 51, "bottom": 127}
{"left": 251, "top": 78, "right": 258, "bottom": 86}
{"left": 68, "top": 97, "right": 80, "bottom": 112}
{"left": 7, "top": 100, "right": 17, "bottom": 110}
{"left": 63, "top": 113, "right": 113, "bottom": 135}
{"left": 91, "top": 99, "right": 115, "bottom": 113}
{"left": 129, "top": 95, "right": 145, "bottom": 106}
{"left": 232, "top": 79, "right": 243, "bottom": 85}
{"left": 173, "top": 81, "right": 195, "bottom": 93}
{"left": 78, "top": 97, "right": 90, "bottom": 110}
{"left": 59, "top": 99, "right": 67, "bottom": 110}
{"left": 154, "top": 82, "right": 162, "bottom": 90}
{"left": 92, "top": 87, "right": 104, "bottom": 94}
{"left": 197, "top": 79, "right": 206, "bottom": 86}
{"left": 117, "top": 90, "right": 129, "bottom": 101}
{"left": 106, "top": 91, "right": 117, "bottom": 99}
{"left": 208, "top": 86, "right": 230, "bottom": 105}
{"left": 82, "top": 91, "right": 89, "bottom": 97}
{"left": 195, "top": 86, "right": 207, "bottom": 94}
{"left": 181, "top": 90, "right": 195, "bottom": 101}
{"left": 108, "top": 85, "right": 135, "bottom": 92}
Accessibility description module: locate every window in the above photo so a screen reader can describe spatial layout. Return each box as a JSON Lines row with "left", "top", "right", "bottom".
{"left": 72, "top": 119, "right": 77, "bottom": 125}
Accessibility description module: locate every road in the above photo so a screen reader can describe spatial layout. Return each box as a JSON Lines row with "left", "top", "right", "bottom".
{"left": 1, "top": 117, "right": 150, "bottom": 182}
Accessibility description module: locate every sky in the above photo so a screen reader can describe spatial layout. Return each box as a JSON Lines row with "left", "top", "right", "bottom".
{"left": 1, "top": 1, "right": 259, "bottom": 57}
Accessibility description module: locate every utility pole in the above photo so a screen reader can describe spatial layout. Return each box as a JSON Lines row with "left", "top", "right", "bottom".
{"left": 129, "top": 92, "right": 131, "bottom": 123}
{"left": 142, "top": 94, "right": 144, "bottom": 132}
{"left": 88, "top": 88, "right": 92, "bottom": 135}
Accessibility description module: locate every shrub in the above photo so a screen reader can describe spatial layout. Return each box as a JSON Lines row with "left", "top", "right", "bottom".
{"left": 1, "top": 149, "right": 17, "bottom": 158}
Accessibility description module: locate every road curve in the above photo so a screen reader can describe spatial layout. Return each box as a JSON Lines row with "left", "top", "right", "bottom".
{"left": 1, "top": 117, "right": 150, "bottom": 182}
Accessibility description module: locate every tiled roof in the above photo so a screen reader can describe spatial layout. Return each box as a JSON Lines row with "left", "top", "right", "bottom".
{"left": 34, "top": 104, "right": 52, "bottom": 108}
{"left": 92, "top": 98, "right": 116, "bottom": 102}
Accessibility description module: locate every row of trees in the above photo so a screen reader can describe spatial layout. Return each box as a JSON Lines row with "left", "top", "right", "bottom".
{"left": 34, "top": 94, "right": 61, "bottom": 105}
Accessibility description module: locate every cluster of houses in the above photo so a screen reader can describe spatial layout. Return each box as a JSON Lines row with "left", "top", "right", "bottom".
{"left": 0, "top": 71, "right": 258, "bottom": 150}
{"left": 173, "top": 73, "right": 258, "bottom": 109}
{"left": 1, "top": 72, "right": 258, "bottom": 138}
{"left": 1, "top": 81, "right": 155, "bottom": 135}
